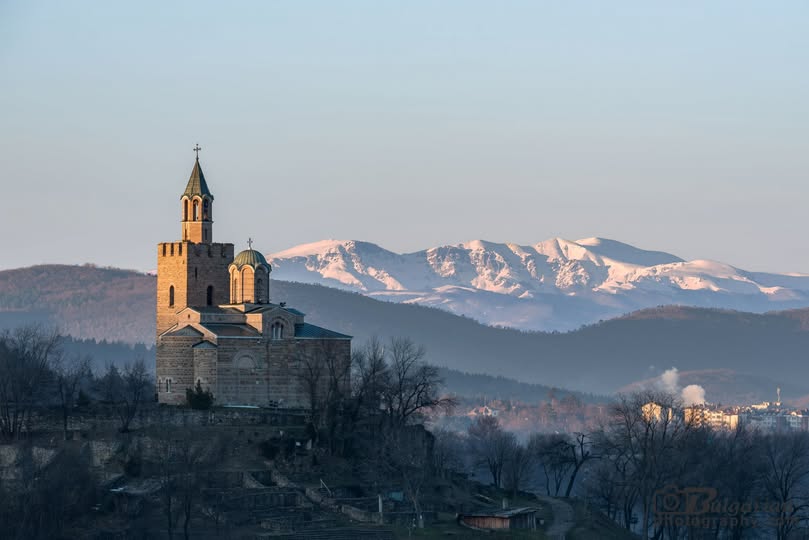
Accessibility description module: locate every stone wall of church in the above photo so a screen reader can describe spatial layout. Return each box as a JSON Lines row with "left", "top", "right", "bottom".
{"left": 156, "top": 335, "right": 198, "bottom": 405}
{"left": 193, "top": 347, "right": 217, "bottom": 392}
{"left": 213, "top": 338, "right": 351, "bottom": 409}
{"left": 214, "top": 340, "right": 269, "bottom": 407}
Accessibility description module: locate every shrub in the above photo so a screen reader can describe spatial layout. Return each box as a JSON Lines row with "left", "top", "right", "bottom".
{"left": 186, "top": 381, "right": 214, "bottom": 410}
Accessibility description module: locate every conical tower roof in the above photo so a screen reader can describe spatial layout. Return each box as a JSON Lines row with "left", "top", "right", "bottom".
{"left": 182, "top": 158, "right": 213, "bottom": 199}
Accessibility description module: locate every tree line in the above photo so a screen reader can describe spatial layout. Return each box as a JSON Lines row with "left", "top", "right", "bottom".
{"left": 0, "top": 325, "right": 153, "bottom": 441}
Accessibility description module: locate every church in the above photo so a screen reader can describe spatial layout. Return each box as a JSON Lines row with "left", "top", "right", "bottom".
{"left": 155, "top": 150, "right": 351, "bottom": 407}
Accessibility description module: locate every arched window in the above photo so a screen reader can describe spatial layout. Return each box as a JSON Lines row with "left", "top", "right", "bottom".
{"left": 233, "top": 278, "right": 238, "bottom": 303}
{"left": 166, "top": 379, "right": 172, "bottom": 393}
{"left": 203, "top": 199, "right": 210, "bottom": 220}
{"left": 193, "top": 200, "right": 199, "bottom": 220}
{"left": 256, "top": 278, "right": 263, "bottom": 303}
{"left": 207, "top": 285, "right": 214, "bottom": 306}
{"left": 271, "top": 322, "right": 284, "bottom": 340}
{"left": 183, "top": 199, "right": 189, "bottom": 221}
{"left": 169, "top": 286, "right": 175, "bottom": 307}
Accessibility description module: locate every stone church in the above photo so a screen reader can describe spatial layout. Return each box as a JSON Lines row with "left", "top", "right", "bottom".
{"left": 155, "top": 152, "right": 351, "bottom": 407}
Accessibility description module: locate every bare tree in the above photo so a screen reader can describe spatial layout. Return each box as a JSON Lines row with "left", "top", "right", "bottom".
{"left": 295, "top": 347, "right": 325, "bottom": 443}
{"left": 54, "top": 353, "right": 91, "bottom": 440}
{"left": 563, "top": 432, "right": 597, "bottom": 497}
{"left": 1, "top": 444, "right": 97, "bottom": 540}
{"left": 431, "top": 427, "right": 466, "bottom": 477}
{"left": 502, "top": 438, "right": 532, "bottom": 497}
{"left": 156, "top": 429, "right": 227, "bottom": 540}
{"left": 371, "top": 424, "right": 434, "bottom": 528}
{"left": 295, "top": 339, "right": 352, "bottom": 454}
{"left": 347, "top": 336, "right": 388, "bottom": 426}
{"left": 104, "top": 358, "right": 151, "bottom": 433}
{"left": 382, "top": 337, "right": 454, "bottom": 427}
{"left": 761, "top": 432, "right": 809, "bottom": 540}
{"left": 0, "top": 325, "right": 61, "bottom": 440}
{"left": 468, "top": 415, "right": 513, "bottom": 488}
{"left": 528, "top": 433, "right": 573, "bottom": 496}
{"left": 600, "top": 391, "right": 694, "bottom": 540}
{"left": 319, "top": 340, "right": 352, "bottom": 455}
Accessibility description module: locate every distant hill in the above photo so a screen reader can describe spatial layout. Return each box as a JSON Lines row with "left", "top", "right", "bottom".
{"left": 2, "top": 265, "right": 809, "bottom": 398}
{"left": 0, "top": 264, "right": 154, "bottom": 344}
{"left": 438, "top": 368, "right": 605, "bottom": 404}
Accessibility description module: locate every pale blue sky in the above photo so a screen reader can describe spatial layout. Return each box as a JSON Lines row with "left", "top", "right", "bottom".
{"left": 1, "top": 1, "right": 807, "bottom": 272}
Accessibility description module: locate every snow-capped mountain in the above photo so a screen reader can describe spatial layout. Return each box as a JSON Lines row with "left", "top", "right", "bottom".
{"left": 268, "top": 238, "right": 809, "bottom": 332}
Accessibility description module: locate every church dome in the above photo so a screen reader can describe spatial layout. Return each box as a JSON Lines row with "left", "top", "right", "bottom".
{"left": 231, "top": 248, "right": 269, "bottom": 269}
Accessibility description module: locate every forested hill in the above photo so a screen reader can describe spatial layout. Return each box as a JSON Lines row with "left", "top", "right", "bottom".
{"left": 0, "top": 265, "right": 154, "bottom": 344}
{"left": 2, "top": 265, "right": 809, "bottom": 396}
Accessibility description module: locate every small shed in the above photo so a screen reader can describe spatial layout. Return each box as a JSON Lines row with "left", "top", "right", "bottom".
{"left": 459, "top": 507, "right": 538, "bottom": 530}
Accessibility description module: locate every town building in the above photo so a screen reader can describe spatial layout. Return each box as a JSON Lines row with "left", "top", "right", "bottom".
{"left": 155, "top": 150, "right": 351, "bottom": 407}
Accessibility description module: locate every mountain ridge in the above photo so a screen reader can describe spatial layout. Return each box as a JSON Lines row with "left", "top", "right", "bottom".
{"left": 267, "top": 237, "right": 809, "bottom": 331}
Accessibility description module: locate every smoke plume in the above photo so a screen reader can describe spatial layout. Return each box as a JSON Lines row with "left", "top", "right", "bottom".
{"left": 656, "top": 367, "right": 707, "bottom": 406}
{"left": 681, "top": 384, "right": 706, "bottom": 406}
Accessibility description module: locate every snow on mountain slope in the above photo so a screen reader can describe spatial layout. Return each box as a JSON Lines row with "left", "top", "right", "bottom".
{"left": 268, "top": 238, "right": 809, "bottom": 332}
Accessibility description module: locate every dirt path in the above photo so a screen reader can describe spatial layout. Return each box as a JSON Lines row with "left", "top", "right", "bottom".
{"left": 536, "top": 495, "right": 575, "bottom": 540}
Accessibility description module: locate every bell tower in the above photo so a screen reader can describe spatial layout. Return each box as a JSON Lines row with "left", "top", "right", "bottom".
{"left": 181, "top": 144, "right": 214, "bottom": 244}
{"left": 156, "top": 146, "right": 234, "bottom": 336}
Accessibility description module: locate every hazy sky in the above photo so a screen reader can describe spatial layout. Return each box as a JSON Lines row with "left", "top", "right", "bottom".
{"left": 1, "top": 1, "right": 807, "bottom": 272}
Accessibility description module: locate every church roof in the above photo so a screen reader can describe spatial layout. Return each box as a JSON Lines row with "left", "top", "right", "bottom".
{"left": 200, "top": 323, "right": 261, "bottom": 337}
{"left": 244, "top": 304, "right": 305, "bottom": 317}
{"left": 182, "top": 158, "right": 213, "bottom": 200}
{"left": 163, "top": 326, "right": 204, "bottom": 337}
{"left": 294, "top": 323, "right": 352, "bottom": 340}
{"left": 231, "top": 248, "right": 269, "bottom": 269}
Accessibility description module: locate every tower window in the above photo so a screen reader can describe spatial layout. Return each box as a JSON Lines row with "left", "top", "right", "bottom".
{"left": 169, "top": 286, "right": 175, "bottom": 307}
{"left": 271, "top": 322, "right": 284, "bottom": 340}
{"left": 194, "top": 267, "right": 198, "bottom": 280}
{"left": 183, "top": 200, "right": 189, "bottom": 221}
{"left": 207, "top": 285, "right": 214, "bottom": 306}
{"left": 166, "top": 379, "right": 172, "bottom": 393}
{"left": 256, "top": 278, "right": 263, "bottom": 303}
{"left": 193, "top": 200, "right": 200, "bottom": 221}
{"left": 203, "top": 199, "right": 210, "bottom": 220}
